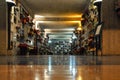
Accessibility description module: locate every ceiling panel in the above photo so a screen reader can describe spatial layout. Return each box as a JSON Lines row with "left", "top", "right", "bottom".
{"left": 38, "top": 21, "right": 79, "bottom": 29}
{"left": 20, "top": 0, "right": 90, "bottom": 40}
{"left": 21, "top": 0, "right": 90, "bottom": 16}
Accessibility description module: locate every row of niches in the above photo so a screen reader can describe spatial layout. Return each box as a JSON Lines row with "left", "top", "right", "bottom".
{"left": 81, "top": 0, "right": 99, "bottom": 47}
{"left": 51, "top": 41, "right": 71, "bottom": 54}
{"left": 10, "top": 2, "right": 35, "bottom": 52}
{"left": 69, "top": 0, "right": 99, "bottom": 55}
{"left": 11, "top": 3, "right": 34, "bottom": 26}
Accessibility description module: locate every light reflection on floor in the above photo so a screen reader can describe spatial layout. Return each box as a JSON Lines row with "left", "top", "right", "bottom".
{"left": 0, "top": 55, "right": 120, "bottom": 80}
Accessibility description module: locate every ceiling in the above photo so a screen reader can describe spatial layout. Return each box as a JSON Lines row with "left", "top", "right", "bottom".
{"left": 20, "top": 0, "right": 91, "bottom": 42}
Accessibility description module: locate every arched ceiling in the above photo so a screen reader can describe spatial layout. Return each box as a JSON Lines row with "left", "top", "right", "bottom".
{"left": 20, "top": 0, "right": 90, "bottom": 40}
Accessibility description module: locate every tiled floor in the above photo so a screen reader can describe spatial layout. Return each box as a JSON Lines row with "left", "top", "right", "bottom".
{"left": 0, "top": 55, "right": 120, "bottom": 80}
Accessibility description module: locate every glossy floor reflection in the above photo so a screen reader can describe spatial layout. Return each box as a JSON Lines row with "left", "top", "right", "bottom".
{"left": 0, "top": 55, "right": 120, "bottom": 80}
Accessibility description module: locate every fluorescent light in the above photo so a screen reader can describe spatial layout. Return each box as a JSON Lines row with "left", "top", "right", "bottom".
{"left": 48, "top": 40, "right": 52, "bottom": 43}
{"left": 35, "top": 21, "right": 44, "bottom": 29}
{"left": 45, "top": 28, "right": 75, "bottom": 31}
{"left": 94, "top": 0, "right": 102, "bottom": 3}
{"left": 6, "top": 0, "right": 16, "bottom": 4}
{"left": 35, "top": 15, "right": 45, "bottom": 18}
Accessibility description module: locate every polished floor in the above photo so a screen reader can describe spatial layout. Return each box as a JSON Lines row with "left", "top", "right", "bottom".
{"left": 0, "top": 55, "right": 120, "bottom": 80}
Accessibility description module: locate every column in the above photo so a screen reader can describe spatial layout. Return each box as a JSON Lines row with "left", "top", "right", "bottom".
{"left": 102, "top": 0, "right": 120, "bottom": 55}
{"left": 0, "top": 0, "right": 15, "bottom": 55}
{"left": 0, "top": 0, "right": 8, "bottom": 55}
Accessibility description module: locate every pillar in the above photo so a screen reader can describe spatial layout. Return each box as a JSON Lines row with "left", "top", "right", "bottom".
{"left": 0, "top": 0, "right": 15, "bottom": 55}
{"left": 0, "top": 0, "right": 8, "bottom": 55}
{"left": 7, "top": 2, "right": 15, "bottom": 50}
{"left": 102, "top": 0, "right": 120, "bottom": 55}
